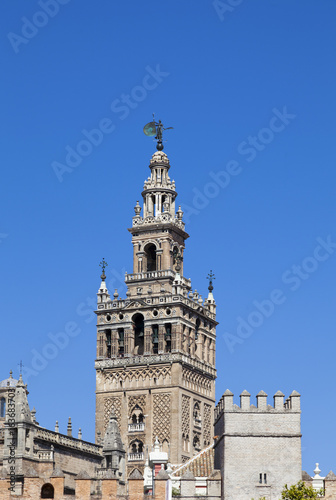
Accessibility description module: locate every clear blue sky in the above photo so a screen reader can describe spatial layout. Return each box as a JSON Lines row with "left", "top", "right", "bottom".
{"left": 1, "top": 0, "right": 335, "bottom": 475}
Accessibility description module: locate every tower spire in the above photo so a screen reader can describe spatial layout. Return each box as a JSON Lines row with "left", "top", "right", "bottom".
{"left": 97, "top": 258, "right": 110, "bottom": 304}
{"left": 94, "top": 132, "right": 217, "bottom": 468}
{"left": 205, "top": 270, "right": 216, "bottom": 313}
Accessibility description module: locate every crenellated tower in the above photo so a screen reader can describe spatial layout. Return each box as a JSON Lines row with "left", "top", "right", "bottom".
{"left": 95, "top": 146, "right": 217, "bottom": 475}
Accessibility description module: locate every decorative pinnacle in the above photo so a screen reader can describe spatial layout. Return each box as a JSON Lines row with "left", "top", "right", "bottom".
{"left": 207, "top": 270, "right": 215, "bottom": 292}
{"left": 99, "top": 258, "right": 108, "bottom": 280}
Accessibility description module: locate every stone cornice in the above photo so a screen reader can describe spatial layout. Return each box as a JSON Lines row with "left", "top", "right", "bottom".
{"left": 95, "top": 352, "right": 217, "bottom": 379}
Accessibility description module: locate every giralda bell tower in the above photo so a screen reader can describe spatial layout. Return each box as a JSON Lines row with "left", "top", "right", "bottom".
{"left": 95, "top": 124, "right": 217, "bottom": 474}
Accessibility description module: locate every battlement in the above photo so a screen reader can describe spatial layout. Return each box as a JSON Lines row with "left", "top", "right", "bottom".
{"left": 215, "top": 389, "right": 301, "bottom": 421}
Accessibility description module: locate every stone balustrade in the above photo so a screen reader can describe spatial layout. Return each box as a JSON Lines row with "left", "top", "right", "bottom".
{"left": 128, "top": 452, "right": 144, "bottom": 461}
{"left": 128, "top": 423, "right": 145, "bottom": 432}
{"left": 35, "top": 428, "right": 102, "bottom": 456}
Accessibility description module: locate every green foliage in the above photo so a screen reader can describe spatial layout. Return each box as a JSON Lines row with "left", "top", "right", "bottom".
{"left": 172, "top": 486, "right": 180, "bottom": 497}
{"left": 281, "top": 481, "right": 323, "bottom": 499}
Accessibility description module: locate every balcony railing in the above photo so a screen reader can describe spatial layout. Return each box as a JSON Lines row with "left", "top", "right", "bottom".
{"left": 128, "top": 452, "right": 144, "bottom": 461}
{"left": 34, "top": 450, "right": 54, "bottom": 461}
{"left": 125, "top": 269, "right": 176, "bottom": 282}
{"left": 128, "top": 423, "right": 145, "bottom": 432}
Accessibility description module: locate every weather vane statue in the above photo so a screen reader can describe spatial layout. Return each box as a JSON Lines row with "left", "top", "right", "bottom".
{"left": 143, "top": 114, "right": 173, "bottom": 151}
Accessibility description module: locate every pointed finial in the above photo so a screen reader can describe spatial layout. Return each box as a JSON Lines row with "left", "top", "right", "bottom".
{"left": 134, "top": 200, "right": 141, "bottom": 215}
{"left": 207, "top": 270, "right": 215, "bottom": 292}
{"left": 99, "top": 258, "right": 108, "bottom": 280}
{"left": 9, "top": 370, "right": 13, "bottom": 379}
{"left": 78, "top": 428, "right": 82, "bottom": 440}
{"left": 55, "top": 421, "right": 59, "bottom": 433}
{"left": 67, "top": 417, "right": 72, "bottom": 437}
{"left": 176, "top": 206, "right": 183, "bottom": 220}
{"left": 314, "top": 463, "right": 321, "bottom": 476}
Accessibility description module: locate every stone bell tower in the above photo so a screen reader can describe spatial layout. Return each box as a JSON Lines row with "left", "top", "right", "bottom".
{"left": 95, "top": 144, "right": 217, "bottom": 475}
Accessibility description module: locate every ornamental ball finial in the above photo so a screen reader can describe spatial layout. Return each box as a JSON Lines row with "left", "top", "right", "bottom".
{"left": 99, "top": 258, "right": 108, "bottom": 280}
{"left": 207, "top": 270, "right": 215, "bottom": 292}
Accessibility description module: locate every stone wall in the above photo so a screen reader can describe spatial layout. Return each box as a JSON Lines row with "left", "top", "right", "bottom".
{"left": 214, "top": 390, "right": 302, "bottom": 500}
{"left": 0, "top": 472, "right": 221, "bottom": 499}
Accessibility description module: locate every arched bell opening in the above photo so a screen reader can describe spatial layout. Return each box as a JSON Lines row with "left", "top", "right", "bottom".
{"left": 133, "top": 313, "right": 144, "bottom": 355}
{"left": 144, "top": 243, "right": 157, "bottom": 272}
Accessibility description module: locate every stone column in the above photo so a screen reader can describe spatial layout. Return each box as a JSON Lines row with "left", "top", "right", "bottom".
{"left": 161, "top": 239, "right": 171, "bottom": 270}
{"left": 158, "top": 324, "right": 165, "bottom": 354}
{"left": 196, "top": 331, "right": 203, "bottom": 359}
{"left": 100, "top": 332, "right": 107, "bottom": 358}
{"left": 111, "top": 330, "right": 118, "bottom": 358}
{"left": 124, "top": 328, "right": 133, "bottom": 357}
{"left": 144, "top": 327, "right": 152, "bottom": 355}
{"left": 156, "top": 250, "right": 163, "bottom": 271}
{"left": 190, "top": 329, "right": 196, "bottom": 357}
{"left": 171, "top": 323, "right": 180, "bottom": 352}
{"left": 133, "top": 243, "right": 137, "bottom": 273}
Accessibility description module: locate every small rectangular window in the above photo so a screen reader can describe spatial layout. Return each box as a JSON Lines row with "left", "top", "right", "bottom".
{"left": 259, "top": 473, "right": 262, "bottom": 484}
{"left": 264, "top": 473, "right": 267, "bottom": 484}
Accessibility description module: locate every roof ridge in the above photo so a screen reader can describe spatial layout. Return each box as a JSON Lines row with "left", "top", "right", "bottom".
{"left": 170, "top": 442, "right": 214, "bottom": 477}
